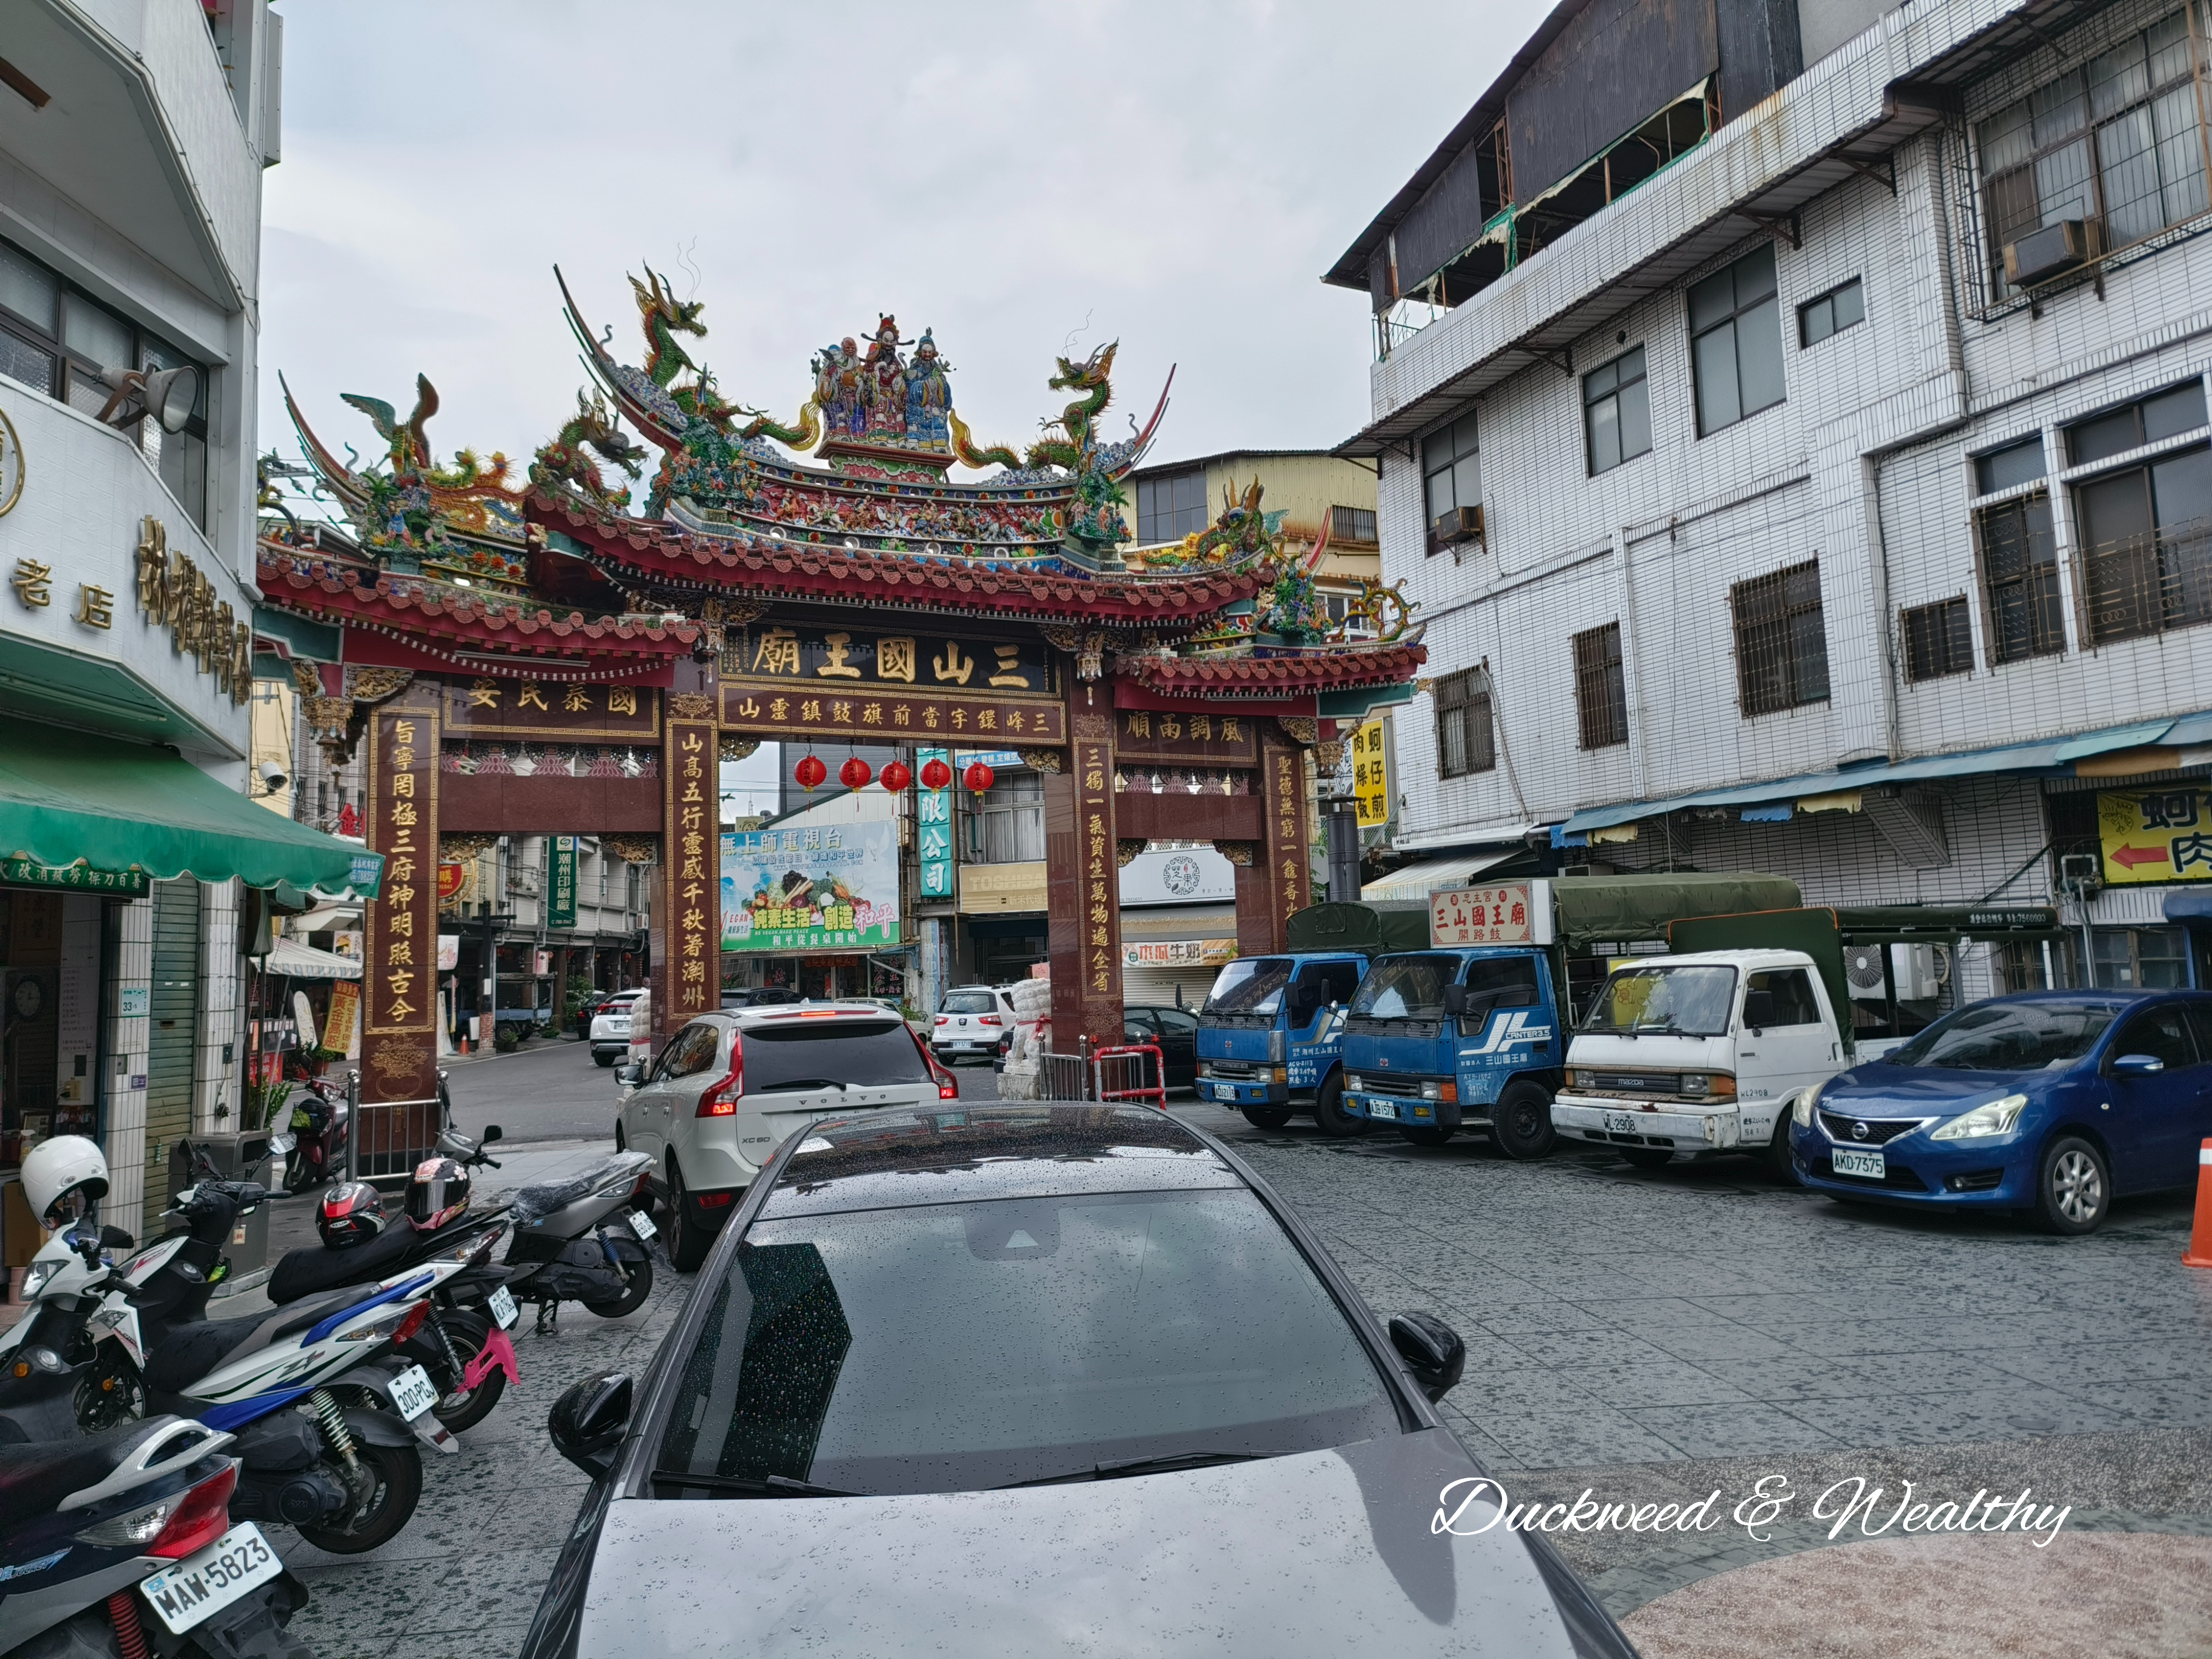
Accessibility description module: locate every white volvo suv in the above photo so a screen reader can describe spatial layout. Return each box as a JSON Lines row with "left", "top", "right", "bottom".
{"left": 615, "top": 1002, "right": 958, "bottom": 1269}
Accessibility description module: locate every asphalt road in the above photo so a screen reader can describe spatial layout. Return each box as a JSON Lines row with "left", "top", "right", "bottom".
{"left": 441, "top": 1034, "right": 1005, "bottom": 1143}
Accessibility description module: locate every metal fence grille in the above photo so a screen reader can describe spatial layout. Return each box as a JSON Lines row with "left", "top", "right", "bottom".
{"left": 1729, "top": 561, "right": 1829, "bottom": 716}
{"left": 1976, "top": 495, "right": 2065, "bottom": 662}
{"left": 2081, "top": 521, "right": 2212, "bottom": 643}
{"left": 1571, "top": 623, "right": 1627, "bottom": 749}
{"left": 1434, "top": 667, "right": 1495, "bottom": 776}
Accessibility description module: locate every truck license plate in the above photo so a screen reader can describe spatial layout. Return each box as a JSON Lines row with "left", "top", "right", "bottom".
{"left": 1832, "top": 1148, "right": 1886, "bottom": 1180}
{"left": 138, "top": 1523, "right": 282, "bottom": 1634}
{"left": 1603, "top": 1112, "right": 1640, "bottom": 1133}
{"left": 1365, "top": 1099, "right": 1398, "bottom": 1120}
{"left": 1211, "top": 1083, "right": 1237, "bottom": 1100}
{"left": 389, "top": 1363, "right": 438, "bottom": 1421}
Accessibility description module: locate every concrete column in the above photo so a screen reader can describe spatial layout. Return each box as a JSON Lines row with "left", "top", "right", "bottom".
{"left": 194, "top": 878, "right": 241, "bottom": 1134}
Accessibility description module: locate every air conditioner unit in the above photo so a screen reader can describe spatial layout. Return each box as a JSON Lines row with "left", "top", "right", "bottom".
{"left": 2003, "top": 218, "right": 2100, "bottom": 288}
{"left": 1431, "top": 504, "right": 1483, "bottom": 548}
{"left": 1844, "top": 942, "right": 1944, "bottom": 1001}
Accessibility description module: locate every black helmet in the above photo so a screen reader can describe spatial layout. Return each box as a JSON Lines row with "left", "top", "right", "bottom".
{"left": 405, "top": 1156, "right": 471, "bottom": 1232}
{"left": 317, "top": 1182, "right": 385, "bottom": 1249}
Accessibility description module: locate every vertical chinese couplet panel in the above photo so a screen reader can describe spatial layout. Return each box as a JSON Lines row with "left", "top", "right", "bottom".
{"left": 1047, "top": 703, "right": 1123, "bottom": 1053}
{"left": 657, "top": 677, "right": 721, "bottom": 1042}
{"left": 360, "top": 693, "right": 441, "bottom": 1172}
{"left": 1258, "top": 723, "right": 1311, "bottom": 955}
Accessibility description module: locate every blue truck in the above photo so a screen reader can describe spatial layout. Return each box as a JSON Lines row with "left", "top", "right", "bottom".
{"left": 1193, "top": 902, "right": 1430, "bottom": 1137}
{"left": 1336, "top": 873, "right": 1801, "bottom": 1154}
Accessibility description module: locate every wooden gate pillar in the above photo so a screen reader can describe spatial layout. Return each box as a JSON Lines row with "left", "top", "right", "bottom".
{"left": 359, "top": 681, "right": 442, "bottom": 1172}
{"left": 655, "top": 659, "right": 722, "bottom": 1046}
{"left": 1251, "top": 721, "right": 1312, "bottom": 956}
{"left": 1046, "top": 685, "right": 1124, "bottom": 1055}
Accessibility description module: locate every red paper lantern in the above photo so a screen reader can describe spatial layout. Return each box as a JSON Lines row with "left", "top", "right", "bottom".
{"left": 839, "top": 755, "right": 873, "bottom": 790}
{"left": 963, "top": 761, "right": 996, "bottom": 794}
{"left": 794, "top": 753, "right": 827, "bottom": 791}
{"left": 880, "top": 760, "right": 912, "bottom": 792}
{"left": 920, "top": 758, "right": 953, "bottom": 791}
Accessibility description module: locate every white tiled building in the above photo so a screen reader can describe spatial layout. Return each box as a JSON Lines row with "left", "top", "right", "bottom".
{"left": 1331, "top": 0, "right": 2212, "bottom": 1004}
{"left": 0, "top": 2, "right": 341, "bottom": 1246}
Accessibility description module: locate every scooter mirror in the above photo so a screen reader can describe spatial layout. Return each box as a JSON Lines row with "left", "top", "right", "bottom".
{"left": 483, "top": 1125, "right": 503, "bottom": 1144}
{"left": 100, "top": 1225, "right": 135, "bottom": 1249}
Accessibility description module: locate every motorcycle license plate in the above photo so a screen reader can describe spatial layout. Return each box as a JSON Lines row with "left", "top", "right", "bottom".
{"left": 627, "top": 1208, "right": 658, "bottom": 1241}
{"left": 1365, "top": 1099, "right": 1399, "bottom": 1120}
{"left": 389, "top": 1363, "right": 438, "bottom": 1421}
{"left": 138, "top": 1522, "right": 282, "bottom": 1635}
{"left": 487, "top": 1286, "right": 518, "bottom": 1329}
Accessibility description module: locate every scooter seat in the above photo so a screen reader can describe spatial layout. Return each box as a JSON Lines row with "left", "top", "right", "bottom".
{"left": 267, "top": 1217, "right": 416, "bottom": 1305}
{"left": 0, "top": 1417, "right": 190, "bottom": 1515}
{"left": 143, "top": 1314, "right": 271, "bottom": 1395}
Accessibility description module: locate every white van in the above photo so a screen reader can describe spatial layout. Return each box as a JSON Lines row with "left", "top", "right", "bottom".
{"left": 1550, "top": 948, "right": 1849, "bottom": 1171}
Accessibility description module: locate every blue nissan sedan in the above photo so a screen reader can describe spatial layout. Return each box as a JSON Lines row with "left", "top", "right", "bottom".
{"left": 1789, "top": 989, "right": 2212, "bottom": 1234}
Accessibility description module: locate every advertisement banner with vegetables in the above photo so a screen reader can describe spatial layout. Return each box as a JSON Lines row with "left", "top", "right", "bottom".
{"left": 722, "top": 821, "right": 902, "bottom": 952}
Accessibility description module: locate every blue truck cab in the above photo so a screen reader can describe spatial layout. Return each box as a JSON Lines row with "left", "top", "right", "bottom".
{"left": 1194, "top": 903, "right": 1428, "bottom": 1137}
{"left": 1339, "top": 947, "right": 1564, "bottom": 1157}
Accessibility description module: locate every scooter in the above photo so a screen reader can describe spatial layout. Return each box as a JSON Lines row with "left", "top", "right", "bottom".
{"left": 0, "top": 1413, "right": 315, "bottom": 1659}
{"left": 264, "top": 1128, "right": 655, "bottom": 1334}
{"left": 0, "top": 1217, "right": 140, "bottom": 1442}
{"left": 67, "top": 1177, "right": 489, "bottom": 1555}
{"left": 278, "top": 1076, "right": 346, "bottom": 1196}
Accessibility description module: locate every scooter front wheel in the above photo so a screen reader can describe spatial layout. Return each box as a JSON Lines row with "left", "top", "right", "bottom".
{"left": 295, "top": 1437, "right": 421, "bottom": 1554}
{"left": 73, "top": 1347, "right": 145, "bottom": 1432}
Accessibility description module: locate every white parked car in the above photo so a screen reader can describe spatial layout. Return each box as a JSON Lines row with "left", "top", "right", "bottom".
{"left": 615, "top": 1003, "right": 958, "bottom": 1269}
{"left": 588, "top": 989, "right": 645, "bottom": 1066}
{"left": 932, "top": 984, "right": 1018, "bottom": 1063}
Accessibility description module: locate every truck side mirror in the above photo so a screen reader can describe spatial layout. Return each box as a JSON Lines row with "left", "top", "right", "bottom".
{"left": 1742, "top": 990, "right": 1776, "bottom": 1032}
{"left": 1441, "top": 984, "right": 1468, "bottom": 1018}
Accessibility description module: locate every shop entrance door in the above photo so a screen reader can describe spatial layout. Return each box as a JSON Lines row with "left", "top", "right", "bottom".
{"left": 146, "top": 878, "right": 200, "bottom": 1234}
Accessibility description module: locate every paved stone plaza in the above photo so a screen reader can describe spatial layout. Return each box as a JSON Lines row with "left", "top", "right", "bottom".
{"left": 264, "top": 1080, "right": 2212, "bottom": 1655}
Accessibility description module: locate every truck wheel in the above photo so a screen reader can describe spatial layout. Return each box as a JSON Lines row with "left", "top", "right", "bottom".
{"left": 1397, "top": 1125, "right": 1456, "bottom": 1148}
{"left": 1765, "top": 1115, "right": 1798, "bottom": 1184}
{"left": 1490, "top": 1080, "right": 1556, "bottom": 1161}
{"left": 1311, "top": 1074, "right": 1367, "bottom": 1139}
{"left": 1240, "top": 1108, "right": 1293, "bottom": 1130}
{"left": 1620, "top": 1147, "right": 1673, "bottom": 1170}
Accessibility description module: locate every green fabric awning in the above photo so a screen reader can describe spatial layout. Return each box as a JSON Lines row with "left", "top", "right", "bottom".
{"left": 0, "top": 724, "right": 383, "bottom": 898}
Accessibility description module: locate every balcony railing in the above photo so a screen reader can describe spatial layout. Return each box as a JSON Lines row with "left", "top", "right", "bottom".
{"left": 2081, "top": 521, "right": 2212, "bottom": 646}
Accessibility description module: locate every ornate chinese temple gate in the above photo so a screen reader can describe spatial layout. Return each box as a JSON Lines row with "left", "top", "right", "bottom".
{"left": 262, "top": 267, "right": 1423, "bottom": 1150}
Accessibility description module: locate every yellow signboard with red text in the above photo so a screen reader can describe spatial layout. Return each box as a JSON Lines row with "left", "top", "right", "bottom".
{"left": 2097, "top": 787, "right": 2212, "bottom": 883}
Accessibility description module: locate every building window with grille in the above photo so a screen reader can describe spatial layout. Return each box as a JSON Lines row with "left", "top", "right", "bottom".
{"left": 1571, "top": 624, "right": 1628, "bottom": 750}
{"left": 1730, "top": 560, "right": 1829, "bottom": 715}
{"left": 1328, "top": 505, "right": 1378, "bottom": 544}
{"left": 1422, "top": 413, "right": 1480, "bottom": 552}
{"left": 1974, "top": 493, "right": 2065, "bottom": 661}
{"left": 967, "top": 771, "right": 1045, "bottom": 863}
{"left": 1689, "top": 243, "right": 1785, "bottom": 436}
{"left": 0, "top": 235, "right": 211, "bottom": 529}
{"left": 1136, "top": 471, "right": 1208, "bottom": 545}
{"left": 1977, "top": 8, "right": 2212, "bottom": 301}
{"left": 1583, "top": 346, "right": 1650, "bottom": 475}
{"left": 1901, "top": 596, "right": 1974, "bottom": 681}
{"left": 1434, "top": 667, "right": 1495, "bottom": 777}
{"left": 2092, "top": 925, "right": 2189, "bottom": 988}
{"left": 2067, "top": 381, "right": 2212, "bottom": 644}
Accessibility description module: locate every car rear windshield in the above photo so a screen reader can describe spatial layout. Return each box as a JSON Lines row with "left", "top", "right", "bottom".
{"left": 941, "top": 991, "right": 997, "bottom": 1015}
{"left": 1349, "top": 953, "right": 1459, "bottom": 1021}
{"left": 1883, "top": 1000, "right": 2119, "bottom": 1071}
{"left": 653, "top": 1188, "right": 1397, "bottom": 1496}
{"left": 1582, "top": 964, "right": 1737, "bottom": 1037}
{"left": 743, "top": 1020, "right": 928, "bottom": 1092}
{"left": 1202, "top": 958, "right": 1292, "bottom": 1016}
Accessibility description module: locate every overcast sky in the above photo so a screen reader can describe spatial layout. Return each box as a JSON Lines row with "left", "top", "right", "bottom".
{"left": 259, "top": 0, "right": 1543, "bottom": 476}
{"left": 258, "top": 0, "right": 1542, "bottom": 809}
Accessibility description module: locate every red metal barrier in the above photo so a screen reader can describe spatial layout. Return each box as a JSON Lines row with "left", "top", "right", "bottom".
{"left": 1092, "top": 1044, "right": 1166, "bottom": 1109}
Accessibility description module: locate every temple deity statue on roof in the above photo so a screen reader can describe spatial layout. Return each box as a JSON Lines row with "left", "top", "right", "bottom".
{"left": 906, "top": 328, "right": 952, "bottom": 445}
{"left": 860, "top": 315, "right": 908, "bottom": 441}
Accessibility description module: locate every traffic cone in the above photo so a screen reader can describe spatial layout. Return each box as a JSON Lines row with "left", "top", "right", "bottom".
{"left": 2186, "top": 1139, "right": 2212, "bottom": 1269}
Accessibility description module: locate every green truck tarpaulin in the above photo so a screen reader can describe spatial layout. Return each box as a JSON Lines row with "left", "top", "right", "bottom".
{"left": 1287, "top": 873, "right": 1803, "bottom": 957}
{"left": 0, "top": 723, "right": 383, "bottom": 897}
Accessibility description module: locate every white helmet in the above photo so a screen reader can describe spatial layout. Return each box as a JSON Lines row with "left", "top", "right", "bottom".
{"left": 22, "top": 1135, "right": 108, "bottom": 1226}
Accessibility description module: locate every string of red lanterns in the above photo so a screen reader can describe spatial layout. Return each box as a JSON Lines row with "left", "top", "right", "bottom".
{"left": 791, "top": 753, "right": 989, "bottom": 794}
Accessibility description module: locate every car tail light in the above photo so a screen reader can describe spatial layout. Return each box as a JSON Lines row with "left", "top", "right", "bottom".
{"left": 909, "top": 1030, "right": 959, "bottom": 1100}
{"left": 978, "top": 1014, "right": 1001, "bottom": 1026}
{"left": 149, "top": 1461, "right": 239, "bottom": 1559}
{"left": 698, "top": 1035, "right": 744, "bottom": 1117}
{"left": 935, "top": 1014, "right": 950, "bottom": 1026}
{"left": 697, "top": 1191, "right": 734, "bottom": 1209}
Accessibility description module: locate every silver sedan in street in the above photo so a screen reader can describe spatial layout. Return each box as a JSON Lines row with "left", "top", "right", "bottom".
{"left": 521, "top": 1105, "right": 1638, "bottom": 1658}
